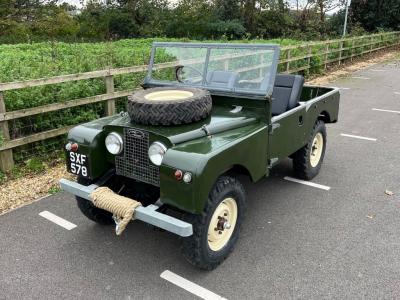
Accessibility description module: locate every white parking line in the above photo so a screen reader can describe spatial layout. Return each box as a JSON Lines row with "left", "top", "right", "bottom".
{"left": 161, "top": 270, "right": 227, "bottom": 300}
{"left": 284, "top": 176, "right": 331, "bottom": 191}
{"left": 372, "top": 108, "right": 400, "bottom": 114}
{"left": 340, "top": 133, "right": 377, "bottom": 141}
{"left": 350, "top": 76, "right": 370, "bottom": 80}
{"left": 39, "top": 211, "right": 77, "bottom": 230}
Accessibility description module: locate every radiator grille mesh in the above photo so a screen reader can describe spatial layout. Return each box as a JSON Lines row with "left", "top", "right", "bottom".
{"left": 115, "top": 128, "right": 160, "bottom": 186}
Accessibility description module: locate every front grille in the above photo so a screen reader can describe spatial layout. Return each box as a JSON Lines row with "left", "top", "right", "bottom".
{"left": 115, "top": 128, "right": 160, "bottom": 186}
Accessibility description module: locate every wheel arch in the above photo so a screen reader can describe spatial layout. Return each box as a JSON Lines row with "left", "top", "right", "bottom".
{"left": 318, "top": 110, "right": 332, "bottom": 123}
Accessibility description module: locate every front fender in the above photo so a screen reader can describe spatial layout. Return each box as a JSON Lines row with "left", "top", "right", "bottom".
{"left": 66, "top": 115, "right": 121, "bottom": 180}
{"left": 160, "top": 124, "right": 268, "bottom": 214}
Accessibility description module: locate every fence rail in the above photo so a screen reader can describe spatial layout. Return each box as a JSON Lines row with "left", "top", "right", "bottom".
{"left": 0, "top": 31, "right": 399, "bottom": 171}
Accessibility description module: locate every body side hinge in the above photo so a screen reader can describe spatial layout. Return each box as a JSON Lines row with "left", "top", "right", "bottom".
{"left": 269, "top": 123, "right": 280, "bottom": 134}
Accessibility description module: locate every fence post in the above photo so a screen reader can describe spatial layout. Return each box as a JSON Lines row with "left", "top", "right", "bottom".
{"left": 338, "top": 40, "right": 343, "bottom": 66}
{"left": 286, "top": 49, "right": 291, "bottom": 73}
{"left": 324, "top": 43, "right": 329, "bottom": 70}
{"left": 370, "top": 35, "right": 373, "bottom": 52}
{"left": 104, "top": 75, "right": 115, "bottom": 116}
{"left": 307, "top": 45, "right": 312, "bottom": 73}
{"left": 0, "top": 92, "right": 14, "bottom": 172}
{"left": 350, "top": 38, "right": 355, "bottom": 62}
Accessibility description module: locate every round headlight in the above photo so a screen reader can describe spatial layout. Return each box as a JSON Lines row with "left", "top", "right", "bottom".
{"left": 105, "top": 132, "right": 123, "bottom": 155}
{"left": 148, "top": 142, "right": 167, "bottom": 166}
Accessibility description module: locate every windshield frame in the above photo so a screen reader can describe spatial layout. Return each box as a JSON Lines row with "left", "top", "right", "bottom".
{"left": 144, "top": 42, "right": 280, "bottom": 100}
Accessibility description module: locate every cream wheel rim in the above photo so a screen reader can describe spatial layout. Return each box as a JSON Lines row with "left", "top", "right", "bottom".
{"left": 207, "top": 198, "right": 238, "bottom": 251}
{"left": 310, "top": 132, "right": 323, "bottom": 167}
{"left": 144, "top": 90, "right": 193, "bottom": 101}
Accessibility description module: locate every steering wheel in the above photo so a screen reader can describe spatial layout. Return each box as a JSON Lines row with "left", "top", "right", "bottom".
{"left": 175, "top": 65, "right": 204, "bottom": 84}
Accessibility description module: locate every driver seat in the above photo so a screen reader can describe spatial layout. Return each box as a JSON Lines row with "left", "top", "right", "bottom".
{"left": 206, "top": 71, "right": 238, "bottom": 89}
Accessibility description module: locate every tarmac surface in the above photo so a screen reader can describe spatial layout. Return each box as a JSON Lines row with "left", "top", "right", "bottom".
{"left": 1, "top": 60, "right": 400, "bottom": 299}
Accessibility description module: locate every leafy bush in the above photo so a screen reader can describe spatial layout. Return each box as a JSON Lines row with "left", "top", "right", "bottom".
{"left": 25, "top": 157, "right": 46, "bottom": 173}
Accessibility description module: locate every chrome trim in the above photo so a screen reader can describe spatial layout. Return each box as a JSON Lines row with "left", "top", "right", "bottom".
{"left": 105, "top": 132, "right": 124, "bottom": 155}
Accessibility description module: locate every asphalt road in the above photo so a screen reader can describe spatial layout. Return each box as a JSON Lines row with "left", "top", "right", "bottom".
{"left": 1, "top": 60, "right": 400, "bottom": 300}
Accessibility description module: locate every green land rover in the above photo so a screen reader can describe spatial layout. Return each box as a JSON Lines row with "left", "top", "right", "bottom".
{"left": 60, "top": 42, "right": 340, "bottom": 270}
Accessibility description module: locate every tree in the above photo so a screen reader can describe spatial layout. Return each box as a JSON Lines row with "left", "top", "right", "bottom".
{"left": 350, "top": 0, "right": 400, "bottom": 31}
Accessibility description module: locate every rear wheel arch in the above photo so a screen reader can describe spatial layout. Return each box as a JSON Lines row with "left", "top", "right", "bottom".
{"left": 318, "top": 110, "right": 331, "bottom": 123}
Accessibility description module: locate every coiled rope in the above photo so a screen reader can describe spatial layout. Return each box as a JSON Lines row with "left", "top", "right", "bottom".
{"left": 90, "top": 187, "right": 141, "bottom": 235}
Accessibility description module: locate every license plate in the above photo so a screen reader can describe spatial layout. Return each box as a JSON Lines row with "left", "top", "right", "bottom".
{"left": 68, "top": 152, "right": 89, "bottom": 177}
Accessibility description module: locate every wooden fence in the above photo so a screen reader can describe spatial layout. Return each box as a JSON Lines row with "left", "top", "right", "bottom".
{"left": 0, "top": 31, "right": 399, "bottom": 171}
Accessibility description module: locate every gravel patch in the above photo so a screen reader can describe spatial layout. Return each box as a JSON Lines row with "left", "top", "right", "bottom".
{"left": 0, "top": 165, "right": 73, "bottom": 215}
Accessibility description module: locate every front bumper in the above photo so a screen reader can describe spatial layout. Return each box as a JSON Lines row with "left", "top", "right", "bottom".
{"left": 59, "top": 178, "right": 193, "bottom": 237}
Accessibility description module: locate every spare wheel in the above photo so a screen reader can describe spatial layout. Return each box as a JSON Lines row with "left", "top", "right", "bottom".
{"left": 127, "top": 87, "right": 212, "bottom": 126}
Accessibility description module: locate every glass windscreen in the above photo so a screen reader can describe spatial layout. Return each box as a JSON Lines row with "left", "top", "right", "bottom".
{"left": 147, "top": 43, "right": 279, "bottom": 97}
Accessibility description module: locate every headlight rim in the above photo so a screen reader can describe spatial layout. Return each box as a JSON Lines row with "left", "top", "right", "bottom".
{"left": 148, "top": 141, "right": 167, "bottom": 166}
{"left": 105, "top": 132, "right": 124, "bottom": 155}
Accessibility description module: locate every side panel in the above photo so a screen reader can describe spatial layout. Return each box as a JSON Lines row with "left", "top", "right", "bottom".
{"left": 160, "top": 125, "right": 268, "bottom": 214}
{"left": 269, "top": 106, "right": 307, "bottom": 162}
{"left": 269, "top": 89, "right": 340, "bottom": 162}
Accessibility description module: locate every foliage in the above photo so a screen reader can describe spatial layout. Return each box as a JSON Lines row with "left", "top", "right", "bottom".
{"left": 350, "top": 0, "right": 400, "bottom": 32}
{"left": 25, "top": 157, "right": 46, "bottom": 173}
{"left": 48, "top": 184, "right": 61, "bottom": 194}
{"left": 0, "top": 37, "right": 302, "bottom": 162}
{"left": 0, "top": 170, "right": 6, "bottom": 184}
{"left": 1, "top": 0, "right": 398, "bottom": 44}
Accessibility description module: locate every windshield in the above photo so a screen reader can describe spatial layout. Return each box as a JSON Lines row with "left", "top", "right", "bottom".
{"left": 145, "top": 43, "right": 280, "bottom": 98}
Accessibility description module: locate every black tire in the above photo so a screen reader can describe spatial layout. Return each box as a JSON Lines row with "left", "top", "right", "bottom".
{"left": 292, "top": 120, "right": 327, "bottom": 180}
{"left": 76, "top": 177, "right": 114, "bottom": 225}
{"left": 127, "top": 87, "right": 212, "bottom": 126}
{"left": 181, "top": 176, "right": 246, "bottom": 270}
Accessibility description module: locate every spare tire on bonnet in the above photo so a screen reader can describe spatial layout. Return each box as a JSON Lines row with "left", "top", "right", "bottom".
{"left": 127, "top": 87, "right": 212, "bottom": 126}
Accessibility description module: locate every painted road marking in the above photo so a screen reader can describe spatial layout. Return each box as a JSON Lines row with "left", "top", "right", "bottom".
{"left": 351, "top": 76, "right": 370, "bottom": 80}
{"left": 369, "top": 69, "right": 386, "bottom": 72}
{"left": 161, "top": 270, "right": 227, "bottom": 300}
{"left": 284, "top": 176, "right": 331, "bottom": 191}
{"left": 340, "top": 133, "right": 377, "bottom": 141}
{"left": 39, "top": 211, "right": 77, "bottom": 230}
{"left": 394, "top": 92, "right": 400, "bottom": 95}
{"left": 372, "top": 108, "right": 400, "bottom": 114}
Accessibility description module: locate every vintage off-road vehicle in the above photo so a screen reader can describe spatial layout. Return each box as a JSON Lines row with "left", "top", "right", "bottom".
{"left": 60, "top": 42, "right": 340, "bottom": 270}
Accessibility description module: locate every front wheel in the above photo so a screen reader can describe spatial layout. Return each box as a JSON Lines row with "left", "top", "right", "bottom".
{"left": 181, "top": 176, "right": 246, "bottom": 270}
{"left": 292, "top": 120, "right": 327, "bottom": 180}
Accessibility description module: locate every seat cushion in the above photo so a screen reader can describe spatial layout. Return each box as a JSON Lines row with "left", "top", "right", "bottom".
{"left": 206, "top": 71, "right": 237, "bottom": 89}
{"left": 271, "top": 74, "right": 304, "bottom": 115}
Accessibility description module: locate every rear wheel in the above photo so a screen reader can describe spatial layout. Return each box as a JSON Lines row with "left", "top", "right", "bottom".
{"left": 292, "top": 120, "right": 327, "bottom": 180}
{"left": 181, "top": 176, "right": 246, "bottom": 270}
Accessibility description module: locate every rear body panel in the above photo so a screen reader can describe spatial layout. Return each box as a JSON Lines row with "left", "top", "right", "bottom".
{"left": 269, "top": 86, "right": 340, "bottom": 163}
